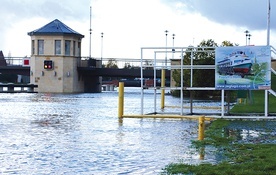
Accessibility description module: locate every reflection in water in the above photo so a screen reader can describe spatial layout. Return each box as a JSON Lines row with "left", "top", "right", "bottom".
{"left": 0, "top": 90, "right": 221, "bottom": 174}
{"left": 199, "top": 147, "right": 205, "bottom": 160}
{"left": 225, "top": 120, "right": 276, "bottom": 144}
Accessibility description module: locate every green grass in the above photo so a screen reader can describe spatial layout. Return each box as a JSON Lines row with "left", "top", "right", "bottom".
{"left": 161, "top": 75, "right": 276, "bottom": 174}
{"left": 231, "top": 90, "right": 276, "bottom": 113}
{"left": 161, "top": 119, "right": 276, "bottom": 175}
{"left": 162, "top": 144, "right": 276, "bottom": 175}
{"left": 230, "top": 74, "right": 276, "bottom": 114}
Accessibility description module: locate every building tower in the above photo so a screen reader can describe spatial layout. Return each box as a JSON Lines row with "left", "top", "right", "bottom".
{"left": 28, "top": 19, "right": 85, "bottom": 93}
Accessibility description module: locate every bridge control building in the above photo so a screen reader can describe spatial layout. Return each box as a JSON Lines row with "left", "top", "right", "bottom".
{"left": 28, "top": 19, "right": 101, "bottom": 93}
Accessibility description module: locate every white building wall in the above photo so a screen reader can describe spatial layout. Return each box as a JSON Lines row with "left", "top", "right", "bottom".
{"left": 29, "top": 35, "right": 84, "bottom": 93}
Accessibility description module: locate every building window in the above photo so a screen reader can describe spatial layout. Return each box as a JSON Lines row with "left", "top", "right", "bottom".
{"left": 31, "top": 40, "right": 35, "bottom": 55}
{"left": 73, "top": 41, "right": 76, "bottom": 56}
{"left": 77, "top": 42, "right": 81, "bottom": 56}
{"left": 65, "top": 40, "right": 71, "bottom": 56}
{"left": 38, "top": 40, "right": 44, "bottom": 55}
{"left": 55, "top": 40, "right": 61, "bottom": 55}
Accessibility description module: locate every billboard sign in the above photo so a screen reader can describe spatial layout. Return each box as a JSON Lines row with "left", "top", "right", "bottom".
{"left": 215, "top": 46, "right": 271, "bottom": 90}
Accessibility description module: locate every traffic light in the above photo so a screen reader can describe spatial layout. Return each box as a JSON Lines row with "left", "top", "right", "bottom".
{"left": 44, "top": 60, "right": 53, "bottom": 70}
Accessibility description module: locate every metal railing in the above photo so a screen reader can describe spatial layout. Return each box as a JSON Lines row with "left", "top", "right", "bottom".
{"left": 2, "top": 45, "right": 276, "bottom": 68}
{"left": 271, "top": 45, "right": 276, "bottom": 56}
{"left": 2, "top": 57, "right": 28, "bottom": 66}
{"left": 2, "top": 56, "right": 159, "bottom": 69}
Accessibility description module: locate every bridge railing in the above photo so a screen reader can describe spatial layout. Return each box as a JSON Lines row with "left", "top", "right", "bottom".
{"left": 2, "top": 56, "right": 169, "bottom": 69}
{"left": 3, "top": 46, "right": 275, "bottom": 68}
{"left": 1, "top": 57, "right": 28, "bottom": 66}
{"left": 78, "top": 57, "right": 169, "bottom": 69}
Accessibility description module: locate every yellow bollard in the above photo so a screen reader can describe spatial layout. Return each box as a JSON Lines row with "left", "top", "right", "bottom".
{"left": 161, "top": 69, "right": 165, "bottom": 109}
{"left": 118, "top": 82, "right": 124, "bottom": 118}
{"left": 198, "top": 116, "right": 205, "bottom": 140}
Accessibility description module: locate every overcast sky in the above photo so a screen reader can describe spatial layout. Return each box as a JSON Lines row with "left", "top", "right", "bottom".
{"left": 1, "top": 0, "right": 275, "bottom": 59}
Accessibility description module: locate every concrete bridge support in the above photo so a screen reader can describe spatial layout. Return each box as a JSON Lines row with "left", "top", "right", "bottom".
{"left": 83, "top": 76, "right": 101, "bottom": 93}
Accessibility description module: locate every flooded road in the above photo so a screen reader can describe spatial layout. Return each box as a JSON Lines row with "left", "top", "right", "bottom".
{"left": 0, "top": 88, "right": 220, "bottom": 174}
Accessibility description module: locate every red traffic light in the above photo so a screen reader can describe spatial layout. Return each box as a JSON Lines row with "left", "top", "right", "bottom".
{"left": 44, "top": 60, "right": 53, "bottom": 69}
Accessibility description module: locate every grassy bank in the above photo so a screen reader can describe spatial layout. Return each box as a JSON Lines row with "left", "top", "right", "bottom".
{"left": 161, "top": 74, "right": 276, "bottom": 174}
{"left": 230, "top": 74, "right": 276, "bottom": 114}
{"left": 161, "top": 119, "right": 276, "bottom": 175}
{"left": 230, "top": 90, "right": 276, "bottom": 113}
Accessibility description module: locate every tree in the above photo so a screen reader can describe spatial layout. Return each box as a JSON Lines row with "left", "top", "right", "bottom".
{"left": 221, "top": 40, "right": 239, "bottom": 47}
{"left": 194, "top": 39, "right": 217, "bottom": 84}
{"left": 144, "top": 60, "right": 153, "bottom": 70}
{"left": 124, "top": 62, "right": 132, "bottom": 69}
{"left": 105, "top": 58, "right": 118, "bottom": 68}
{"left": 123, "top": 62, "right": 140, "bottom": 69}
{"left": 172, "top": 39, "right": 236, "bottom": 98}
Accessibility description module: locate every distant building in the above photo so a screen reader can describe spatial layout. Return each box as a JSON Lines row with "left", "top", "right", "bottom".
{"left": 170, "top": 58, "right": 181, "bottom": 87}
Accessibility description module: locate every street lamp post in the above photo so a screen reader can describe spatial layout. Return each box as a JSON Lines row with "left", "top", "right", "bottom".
{"left": 101, "top": 32, "right": 104, "bottom": 68}
{"left": 248, "top": 34, "right": 251, "bottom": 45}
{"left": 172, "top": 34, "right": 175, "bottom": 59}
{"left": 244, "top": 30, "right": 249, "bottom": 45}
{"left": 244, "top": 30, "right": 252, "bottom": 46}
{"left": 161, "top": 30, "right": 168, "bottom": 109}
{"left": 89, "top": 6, "right": 92, "bottom": 58}
{"left": 165, "top": 30, "right": 168, "bottom": 66}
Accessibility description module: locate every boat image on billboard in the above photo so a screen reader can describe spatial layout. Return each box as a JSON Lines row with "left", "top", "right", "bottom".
{"left": 217, "top": 51, "right": 252, "bottom": 78}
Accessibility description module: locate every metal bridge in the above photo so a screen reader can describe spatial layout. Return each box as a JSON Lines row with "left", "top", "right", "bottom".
{"left": 0, "top": 57, "right": 171, "bottom": 79}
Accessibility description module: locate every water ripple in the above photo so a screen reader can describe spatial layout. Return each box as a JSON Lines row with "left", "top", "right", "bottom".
{"left": 0, "top": 89, "right": 217, "bottom": 174}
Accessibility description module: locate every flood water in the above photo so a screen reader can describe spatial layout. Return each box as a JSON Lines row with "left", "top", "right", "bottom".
{"left": 0, "top": 88, "right": 221, "bottom": 174}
